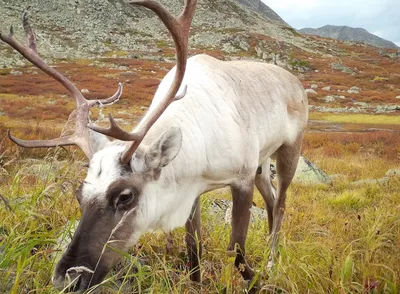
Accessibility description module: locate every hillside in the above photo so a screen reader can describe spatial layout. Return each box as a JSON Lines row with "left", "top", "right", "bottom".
{"left": 236, "top": 0, "right": 289, "bottom": 26}
{"left": 299, "top": 25, "right": 399, "bottom": 49}
{"left": 0, "top": 0, "right": 298, "bottom": 67}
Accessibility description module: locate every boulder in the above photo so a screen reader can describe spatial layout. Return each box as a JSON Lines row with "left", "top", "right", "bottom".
{"left": 322, "top": 86, "right": 331, "bottom": 91}
{"left": 209, "top": 199, "right": 267, "bottom": 225}
{"left": 293, "top": 156, "right": 332, "bottom": 185}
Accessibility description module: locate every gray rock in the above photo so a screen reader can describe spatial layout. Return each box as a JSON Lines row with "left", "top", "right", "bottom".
{"left": 10, "top": 70, "right": 23, "bottom": 75}
{"left": 386, "top": 169, "right": 400, "bottom": 177}
{"left": 222, "top": 42, "right": 239, "bottom": 53}
{"left": 324, "top": 95, "right": 336, "bottom": 102}
{"left": 232, "top": 35, "right": 250, "bottom": 52}
{"left": 331, "top": 63, "right": 354, "bottom": 74}
{"left": 374, "top": 105, "right": 399, "bottom": 113}
{"left": 354, "top": 102, "right": 368, "bottom": 107}
{"left": 324, "top": 95, "right": 345, "bottom": 103}
{"left": 293, "top": 156, "right": 332, "bottom": 185}
{"left": 305, "top": 89, "right": 317, "bottom": 95}
{"left": 395, "top": 96, "right": 400, "bottom": 99}
{"left": 81, "top": 88, "right": 90, "bottom": 93}
{"left": 347, "top": 86, "right": 361, "bottom": 94}
{"left": 208, "top": 199, "right": 267, "bottom": 225}
{"left": 322, "top": 86, "right": 331, "bottom": 91}
{"left": 311, "top": 84, "right": 318, "bottom": 89}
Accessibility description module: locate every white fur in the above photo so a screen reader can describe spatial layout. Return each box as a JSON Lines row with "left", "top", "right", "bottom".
{"left": 82, "top": 144, "right": 127, "bottom": 200}
{"left": 82, "top": 54, "right": 308, "bottom": 241}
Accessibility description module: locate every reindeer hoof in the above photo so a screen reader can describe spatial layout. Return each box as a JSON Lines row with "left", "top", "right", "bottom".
{"left": 226, "top": 250, "right": 236, "bottom": 257}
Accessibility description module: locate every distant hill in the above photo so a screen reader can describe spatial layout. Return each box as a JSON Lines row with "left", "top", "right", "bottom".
{"left": 299, "top": 25, "right": 399, "bottom": 49}
{"left": 236, "top": 0, "right": 289, "bottom": 26}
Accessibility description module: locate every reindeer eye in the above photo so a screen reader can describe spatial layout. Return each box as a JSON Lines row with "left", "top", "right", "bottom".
{"left": 116, "top": 189, "right": 134, "bottom": 208}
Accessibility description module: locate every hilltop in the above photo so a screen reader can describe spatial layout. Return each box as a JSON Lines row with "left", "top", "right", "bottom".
{"left": 299, "top": 25, "right": 399, "bottom": 49}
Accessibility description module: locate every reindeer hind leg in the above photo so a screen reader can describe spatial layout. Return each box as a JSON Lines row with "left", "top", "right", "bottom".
{"left": 269, "top": 134, "right": 303, "bottom": 268}
{"left": 255, "top": 159, "right": 276, "bottom": 235}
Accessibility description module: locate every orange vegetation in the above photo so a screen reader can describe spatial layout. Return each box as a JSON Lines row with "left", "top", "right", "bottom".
{"left": 303, "top": 131, "right": 400, "bottom": 161}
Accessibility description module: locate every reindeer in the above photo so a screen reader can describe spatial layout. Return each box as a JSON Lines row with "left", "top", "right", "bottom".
{"left": 0, "top": 0, "right": 308, "bottom": 292}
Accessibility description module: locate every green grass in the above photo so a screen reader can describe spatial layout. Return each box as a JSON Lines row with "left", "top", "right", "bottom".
{"left": 0, "top": 146, "right": 399, "bottom": 293}
{"left": 309, "top": 113, "right": 400, "bottom": 125}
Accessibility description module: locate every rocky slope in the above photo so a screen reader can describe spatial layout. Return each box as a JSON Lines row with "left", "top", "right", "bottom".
{"left": 236, "top": 0, "right": 289, "bottom": 26}
{"left": 0, "top": 0, "right": 300, "bottom": 67}
{"left": 299, "top": 25, "right": 399, "bottom": 49}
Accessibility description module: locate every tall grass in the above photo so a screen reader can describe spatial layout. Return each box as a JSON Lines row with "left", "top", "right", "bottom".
{"left": 0, "top": 54, "right": 399, "bottom": 293}
{"left": 0, "top": 133, "right": 399, "bottom": 293}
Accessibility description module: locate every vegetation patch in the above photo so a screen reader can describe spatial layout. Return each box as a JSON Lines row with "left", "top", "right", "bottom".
{"left": 309, "top": 113, "right": 400, "bottom": 125}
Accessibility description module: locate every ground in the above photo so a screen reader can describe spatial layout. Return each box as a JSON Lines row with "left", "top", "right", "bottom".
{"left": 0, "top": 47, "right": 399, "bottom": 293}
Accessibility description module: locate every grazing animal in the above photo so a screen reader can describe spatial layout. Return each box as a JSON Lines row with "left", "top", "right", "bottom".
{"left": 0, "top": 0, "right": 308, "bottom": 291}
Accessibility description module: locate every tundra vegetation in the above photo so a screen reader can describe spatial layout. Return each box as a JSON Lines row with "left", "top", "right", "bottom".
{"left": 0, "top": 13, "right": 399, "bottom": 294}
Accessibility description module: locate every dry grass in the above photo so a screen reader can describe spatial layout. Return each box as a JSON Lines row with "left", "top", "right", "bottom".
{"left": 303, "top": 130, "right": 400, "bottom": 162}
{"left": 0, "top": 52, "right": 399, "bottom": 293}
{"left": 0, "top": 138, "right": 399, "bottom": 293}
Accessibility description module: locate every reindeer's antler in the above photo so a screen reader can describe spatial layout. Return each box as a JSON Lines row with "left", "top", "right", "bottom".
{"left": 0, "top": 10, "right": 122, "bottom": 159}
{"left": 89, "top": 0, "right": 197, "bottom": 164}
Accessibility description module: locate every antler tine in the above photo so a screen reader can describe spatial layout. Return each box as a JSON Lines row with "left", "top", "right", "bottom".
{"left": 6, "top": 82, "right": 123, "bottom": 159}
{"left": 22, "top": 9, "right": 37, "bottom": 54}
{"left": 94, "top": 0, "right": 196, "bottom": 164}
{"left": 88, "top": 113, "right": 142, "bottom": 141}
{"left": 87, "top": 82, "right": 123, "bottom": 107}
{"left": 2, "top": 10, "right": 124, "bottom": 159}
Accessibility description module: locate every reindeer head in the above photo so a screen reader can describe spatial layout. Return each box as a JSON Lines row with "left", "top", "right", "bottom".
{"left": 0, "top": 0, "right": 196, "bottom": 291}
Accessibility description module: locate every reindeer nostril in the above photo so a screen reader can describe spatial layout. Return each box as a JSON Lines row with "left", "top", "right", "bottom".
{"left": 64, "top": 266, "right": 94, "bottom": 292}
{"left": 65, "top": 269, "right": 82, "bottom": 292}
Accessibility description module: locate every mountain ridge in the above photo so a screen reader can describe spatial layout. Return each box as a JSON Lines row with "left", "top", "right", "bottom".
{"left": 299, "top": 25, "right": 399, "bottom": 49}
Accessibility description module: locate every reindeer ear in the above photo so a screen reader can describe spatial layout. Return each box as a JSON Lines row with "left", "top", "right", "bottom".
{"left": 89, "top": 129, "right": 111, "bottom": 153}
{"left": 145, "top": 127, "right": 182, "bottom": 169}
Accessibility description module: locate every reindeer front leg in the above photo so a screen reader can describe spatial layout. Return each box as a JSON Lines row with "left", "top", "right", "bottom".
{"left": 228, "top": 181, "right": 255, "bottom": 282}
{"left": 185, "top": 197, "right": 202, "bottom": 282}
